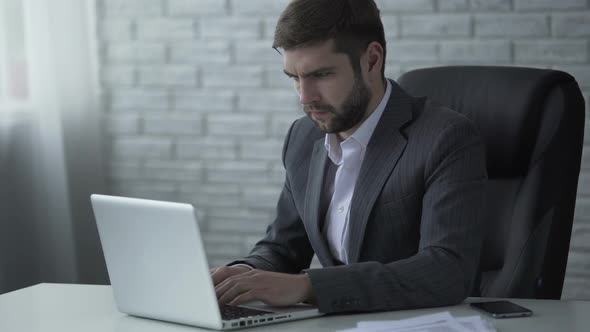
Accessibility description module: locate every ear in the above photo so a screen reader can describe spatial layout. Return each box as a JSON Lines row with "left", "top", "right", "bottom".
{"left": 365, "top": 41, "right": 384, "bottom": 78}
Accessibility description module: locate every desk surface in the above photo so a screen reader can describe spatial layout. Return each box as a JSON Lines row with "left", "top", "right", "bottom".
{"left": 0, "top": 283, "right": 588, "bottom": 332}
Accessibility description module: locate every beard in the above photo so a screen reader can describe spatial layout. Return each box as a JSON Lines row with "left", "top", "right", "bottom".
{"left": 304, "top": 74, "right": 372, "bottom": 134}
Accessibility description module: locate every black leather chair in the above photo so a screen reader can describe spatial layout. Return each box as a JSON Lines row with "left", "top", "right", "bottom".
{"left": 398, "top": 66, "right": 585, "bottom": 299}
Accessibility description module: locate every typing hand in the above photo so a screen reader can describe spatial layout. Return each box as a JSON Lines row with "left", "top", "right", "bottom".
{"left": 210, "top": 266, "right": 251, "bottom": 286}
{"left": 215, "top": 270, "right": 314, "bottom": 307}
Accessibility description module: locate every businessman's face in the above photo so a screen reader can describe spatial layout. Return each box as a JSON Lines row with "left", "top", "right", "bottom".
{"left": 283, "top": 40, "right": 372, "bottom": 136}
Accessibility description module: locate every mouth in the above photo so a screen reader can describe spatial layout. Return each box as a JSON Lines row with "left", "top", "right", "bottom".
{"left": 309, "top": 110, "right": 330, "bottom": 119}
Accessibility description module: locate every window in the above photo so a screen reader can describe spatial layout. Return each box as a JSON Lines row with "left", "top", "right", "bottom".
{"left": 0, "top": 0, "right": 29, "bottom": 108}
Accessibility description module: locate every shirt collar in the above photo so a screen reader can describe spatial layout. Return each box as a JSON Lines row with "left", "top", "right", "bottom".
{"left": 324, "top": 80, "right": 392, "bottom": 163}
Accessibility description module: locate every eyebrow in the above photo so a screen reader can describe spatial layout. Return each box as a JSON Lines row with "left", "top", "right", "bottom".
{"left": 283, "top": 66, "right": 337, "bottom": 79}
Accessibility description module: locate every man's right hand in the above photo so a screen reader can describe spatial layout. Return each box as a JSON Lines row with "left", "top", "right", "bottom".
{"left": 210, "top": 266, "right": 251, "bottom": 286}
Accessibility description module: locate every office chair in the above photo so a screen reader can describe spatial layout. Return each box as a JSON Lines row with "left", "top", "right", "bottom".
{"left": 398, "top": 66, "right": 585, "bottom": 299}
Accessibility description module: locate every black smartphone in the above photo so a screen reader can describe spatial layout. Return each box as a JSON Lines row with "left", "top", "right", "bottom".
{"left": 470, "top": 300, "right": 533, "bottom": 318}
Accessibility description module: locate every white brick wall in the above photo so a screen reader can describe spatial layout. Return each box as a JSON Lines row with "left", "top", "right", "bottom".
{"left": 240, "top": 139, "right": 283, "bottom": 161}
{"left": 471, "top": 0, "right": 512, "bottom": 11}
{"left": 237, "top": 89, "right": 297, "bottom": 112}
{"left": 170, "top": 41, "right": 232, "bottom": 64}
{"left": 388, "top": 41, "right": 439, "bottom": 63}
{"left": 96, "top": 0, "right": 590, "bottom": 298}
{"left": 230, "top": 0, "right": 291, "bottom": 15}
{"left": 167, "top": 0, "right": 227, "bottom": 16}
{"left": 138, "top": 65, "right": 198, "bottom": 87}
{"left": 112, "top": 137, "right": 173, "bottom": 159}
{"left": 514, "top": 40, "right": 588, "bottom": 63}
{"left": 202, "top": 66, "right": 264, "bottom": 88}
{"left": 106, "top": 42, "right": 166, "bottom": 64}
{"left": 109, "top": 88, "right": 168, "bottom": 110}
{"left": 270, "top": 113, "right": 301, "bottom": 137}
{"left": 177, "top": 138, "right": 237, "bottom": 160}
{"left": 143, "top": 113, "right": 203, "bottom": 136}
{"left": 514, "top": 0, "right": 587, "bottom": 11}
{"left": 235, "top": 41, "right": 283, "bottom": 65}
{"left": 440, "top": 40, "right": 512, "bottom": 63}
{"left": 553, "top": 14, "right": 590, "bottom": 37}
{"left": 108, "top": 161, "right": 143, "bottom": 180}
{"left": 439, "top": 0, "right": 469, "bottom": 11}
{"left": 101, "top": 65, "right": 135, "bottom": 86}
{"left": 99, "top": 19, "right": 134, "bottom": 41}
{"left": 266, "top": 65, "right": 293, "bottom": 88}
{"left": 207, "top": 114, "right": 267, "bottom": 137}
{"left": 105, "top": 113, "right": 140, "bottom": 135}
{"left": 375, "top": 0, "right": 435, "bottom": 12}
{"left": 200, "top": 18, "right": 261, "bottom": 40}
{"left": 174, "top": 90, "right": 235, "bottom": 112}
{"left": 102, "top": 0, "right": 163, "bottom": 17}
{"left": 400, "top": 15, "right": 471, "bottom": 37}
{"left": 143, "top": 160, "right": 203, "bottom": 182}
{"left": 474, "top": 14, "right": 549, "bottom": 37}
{"left": 136, "top": 19, "right": 196, "bottom": 40}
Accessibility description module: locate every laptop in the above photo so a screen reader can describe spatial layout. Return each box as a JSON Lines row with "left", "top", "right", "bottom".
{"left": 91, "top": 194, "right": 323, "bottom": 330}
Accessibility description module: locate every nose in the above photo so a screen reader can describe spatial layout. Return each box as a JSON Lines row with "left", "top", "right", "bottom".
{"left": 297, "top": 79, "right": 319, "bottom": 105}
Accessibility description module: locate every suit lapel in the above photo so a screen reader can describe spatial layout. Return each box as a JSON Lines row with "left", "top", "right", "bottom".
{"left": 347, "top": 81, "right": 415, "bottom": 263}
{"left": 303, "top": 139, "right": 336, "bottom": 266}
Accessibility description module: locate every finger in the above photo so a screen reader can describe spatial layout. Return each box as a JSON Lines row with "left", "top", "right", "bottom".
{"left": 211, "top": 268, "right": 227, "bottom": 286}
{"left": 212, "top": 267, "right": 254, "bottom": 286}
{"left": 220, "top": 269, "right": 258, "bottom": 286}
{"left": 218, "top": 271, "right": 262, "bottom": 302}
{"left": 212, "top": 267, "right": 238, "bottom": 286}
{"left": 215, "top": 269, "right": 250, "bottom": 294}
{"left": 216, "top": 274, "right": 247, "bottom": 300}
{"left": 218, "top": 282, "right": 249, "bottom": 305}
{"left": 229, "top": 290, "right": 258, "bottom": 306}
{"left": 215, "top": 278, "right": 234, "bottom": 299}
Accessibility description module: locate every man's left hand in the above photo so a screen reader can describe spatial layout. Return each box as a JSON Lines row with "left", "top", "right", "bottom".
{"left": 215, "top": 270, "right": 315, "bottom": 307}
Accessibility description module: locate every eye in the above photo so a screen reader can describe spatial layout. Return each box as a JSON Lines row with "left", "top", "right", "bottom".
{"left": 313, "top": 71, "right": 331, "bottom": 78}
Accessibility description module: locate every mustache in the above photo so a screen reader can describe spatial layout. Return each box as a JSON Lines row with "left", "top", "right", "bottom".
{"left": 304, "top": 103, "right": 336, "bottom": 113}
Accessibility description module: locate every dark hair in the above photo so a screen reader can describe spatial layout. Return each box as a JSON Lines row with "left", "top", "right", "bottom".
{"left": 273, "top": 0, "right": 386, "bottom": 78}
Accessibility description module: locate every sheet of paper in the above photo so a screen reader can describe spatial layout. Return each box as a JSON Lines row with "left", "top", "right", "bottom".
{"left": 337, "top": 312, "right": 495, "bottom": 332}
{"left": 338, "top": 321, "right": 469, "bottom": 332}
{"left": 455, "top": 316, "right": 496, "bottom": 332}
{"left": 357, "top": 312, "right": 455, "bottom": 329}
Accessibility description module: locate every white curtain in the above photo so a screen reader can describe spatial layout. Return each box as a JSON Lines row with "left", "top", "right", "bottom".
{"left": 0, "top": 0, "right": 107, "bottom": 293}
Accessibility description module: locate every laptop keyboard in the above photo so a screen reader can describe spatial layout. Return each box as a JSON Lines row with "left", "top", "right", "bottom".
{"left": 220, "top": 304, "right": 272, "bottom": 320}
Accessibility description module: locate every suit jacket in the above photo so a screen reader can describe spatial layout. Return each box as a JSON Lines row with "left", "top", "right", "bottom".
{"left": 235, "top": 80, "right": 487, "bottom": 313}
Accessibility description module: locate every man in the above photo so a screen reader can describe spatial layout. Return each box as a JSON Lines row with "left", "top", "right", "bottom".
{"left": 211, "top": 0, "right": 487, "bottom": 313}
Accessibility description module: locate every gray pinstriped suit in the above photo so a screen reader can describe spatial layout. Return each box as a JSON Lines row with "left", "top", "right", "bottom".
{"left": 235, "top": 80, "right": 487, "bottom": 313}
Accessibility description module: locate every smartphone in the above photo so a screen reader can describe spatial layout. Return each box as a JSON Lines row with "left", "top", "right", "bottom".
{"left": 470, "top": 300, "right": 533, "bottom": 318}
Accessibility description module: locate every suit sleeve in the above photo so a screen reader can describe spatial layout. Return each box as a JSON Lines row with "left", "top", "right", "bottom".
{"left": 304, "top": 119, "right": 487, "bottom": 313}
{"left": 229, "top": 121, "right": 315, "bottom": 273}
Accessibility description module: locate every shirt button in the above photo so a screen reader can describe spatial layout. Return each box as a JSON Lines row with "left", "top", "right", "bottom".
{"left": 338, "top": 206, "right": 344, "bottom": 213}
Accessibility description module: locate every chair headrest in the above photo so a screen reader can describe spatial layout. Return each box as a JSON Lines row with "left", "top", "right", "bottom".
{"left": 398, "top": 66, "right": 579, "bottom": 177}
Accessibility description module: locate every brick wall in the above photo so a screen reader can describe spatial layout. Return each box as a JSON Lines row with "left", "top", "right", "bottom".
{"left": 96, "top": 0, "right": 590, "bottom": 299}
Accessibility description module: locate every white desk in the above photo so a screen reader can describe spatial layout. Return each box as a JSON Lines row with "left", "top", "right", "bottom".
{"left": 0, "top": 283, "right": 588, "bottom": 331}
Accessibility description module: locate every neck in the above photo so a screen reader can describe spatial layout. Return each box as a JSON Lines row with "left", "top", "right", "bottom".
{"left": 337, "top": 78, "right": 387, "bottom": 141}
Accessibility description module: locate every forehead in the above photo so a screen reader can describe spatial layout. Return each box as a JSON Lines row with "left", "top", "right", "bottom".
{"left": 283, "top": 40, "right": 350, "bottom": 74}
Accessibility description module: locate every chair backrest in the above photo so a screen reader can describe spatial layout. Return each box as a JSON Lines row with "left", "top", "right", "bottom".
{"left": 398, "top": 66, "right": 585, "bottom": 299}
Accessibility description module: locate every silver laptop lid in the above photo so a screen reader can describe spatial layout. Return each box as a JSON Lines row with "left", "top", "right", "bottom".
{"left": 91, "top": 194, "right": 223, "bottom": 330}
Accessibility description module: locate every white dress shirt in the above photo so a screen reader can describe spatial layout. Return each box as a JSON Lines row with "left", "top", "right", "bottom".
{"left": 323, "top": 80, "right": 392, "bottom": 263}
